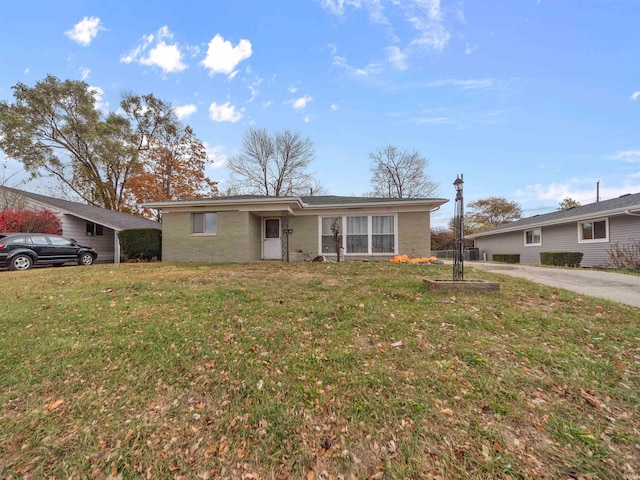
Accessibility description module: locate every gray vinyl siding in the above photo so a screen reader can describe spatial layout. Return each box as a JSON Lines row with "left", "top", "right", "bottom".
{"left": 61, "top": 215, "right": 116, "bottom": 262}
{"left": 474, "top": 214, "right": 640, "bottom": 267}
{"left": 8, "top": 196, "right": 117, "bottom": 262}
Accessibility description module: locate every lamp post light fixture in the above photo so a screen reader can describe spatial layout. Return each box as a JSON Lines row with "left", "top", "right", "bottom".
{"left": 453, "top": 174, "right": 464, "bottom": 281}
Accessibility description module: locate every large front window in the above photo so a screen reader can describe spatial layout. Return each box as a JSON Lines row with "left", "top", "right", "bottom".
{"left": 192, "top": 212, "right": 217, "bottom": 234}
{"left": 578, "top": 218, "right": 608, "bottom": 243}
{"left": 320, "top": 215, "right": 396, "bottom": 255}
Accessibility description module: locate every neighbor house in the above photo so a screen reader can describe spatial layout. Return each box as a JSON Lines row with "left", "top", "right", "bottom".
{"left": 466, "top": 192, "right": 640, "bottom": 267}
{"left": 144, "top": 195, "right": 448, "bottom": 263}
{"left": 0, "top": 186, "right": 161, "bottom": 263}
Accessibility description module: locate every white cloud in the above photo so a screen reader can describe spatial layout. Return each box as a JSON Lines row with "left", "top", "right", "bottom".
{"left": 88, "top": 86, "right": 109, "bottom": 114}
{"left": 408, "top": 16, "right": 451, "bottom": 51}
{"left": 518, "top": 180, "right": 640, "bottom": 205}
{"left": 288, "top": 86, "right": 298, "bottom": 93}
{"left": 331, "top": 103, "right": 340, "bottom": 111}
{"left": 80, "top": 68, "right": 91, "bottom": 80}
{"left": 121, "top": 26, "right": 187, "bottom": 74}
{"left": 262, "top": 100, "right": 274, "bottom": 108}
{"left": 174, "top": 104, "right": 197, "bottom": 119}
{"left": 631, "top": 91, "right": 640, "bottom": 101}
{"left": 323, "top": 0, "right": 457, "bottom": 72}
{"left": 65, "top": 16, "right": 105, "bottom": 46}
{"left": 203, "top": 142, "right": 228, "bottom": 168}
{"left": 424, "top": 78, "right": 494, "bottom": 90}
{"left": 304, "top": 114, "right": 315, "bottom": 123}
{"left": 200, "top": 34, "right": 252, "bottom": 78}
{"left": 611, "top": 150, "right": 640, "bottom": 163}
{"left": 208, "top": 102, "right": 243, "bottom": 122}
{"left": 333, "top": 55, "right": 383, "bottom": 77}
{"left": 386, "top": 46, "right": 407, "bottom": 70}
{"left": 292, "top": 95, "right": 313, "bottom": 111}
{"left": 23, "top": 68, "right": 29, "bottom": 74}
{"left": 320, "top": 0, "right": 362, "bottom": 17}
{"left": 247, "top": 77, "right": 263, "bottom": 103}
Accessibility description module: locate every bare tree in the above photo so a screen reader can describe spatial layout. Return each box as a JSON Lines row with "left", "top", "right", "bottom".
{"left": 369, "top": 145, "right": 439, "bottom": 198}
{"left": 227, "top": 128, "right": 319, "bottom": 196}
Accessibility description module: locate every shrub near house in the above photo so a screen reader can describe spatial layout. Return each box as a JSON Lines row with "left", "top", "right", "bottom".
{"left": 0, "top": 209, "right": 62, "bottom": 234}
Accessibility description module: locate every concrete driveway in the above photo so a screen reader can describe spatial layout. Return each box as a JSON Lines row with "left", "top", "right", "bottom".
{"left": 467, "top": 262, "right": 640, "bottom": 308}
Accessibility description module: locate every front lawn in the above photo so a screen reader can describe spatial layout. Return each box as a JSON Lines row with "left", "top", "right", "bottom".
{"left": 0, "top": 262, "right": 638, "bottom": 479}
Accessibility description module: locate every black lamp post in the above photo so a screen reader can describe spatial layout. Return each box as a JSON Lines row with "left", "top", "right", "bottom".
{"left": 453, "top": 175, "right": 464, "bottom": 281}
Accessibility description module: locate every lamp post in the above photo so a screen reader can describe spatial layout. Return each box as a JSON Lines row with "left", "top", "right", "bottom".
{"left": 453, "top": 174, "right": 464, "bottom": 281}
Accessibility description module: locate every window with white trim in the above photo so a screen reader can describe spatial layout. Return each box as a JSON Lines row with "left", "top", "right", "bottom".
{"left": 578, "top": 218, "right": 608, "bottom": 243}
{"left": 320, "top": 215, "right": 396, "bottom": 255}
{"left": 192, "top": 212, "right": 217, "bottom": 234}
{"left": 347, "top": 216, "right": 368, "bottom": 253}
{"left": 372, "top": 215, "right": 395, "bottom": 252}
{"left": 524, "top": 228, "right": 541, "bottom": 246}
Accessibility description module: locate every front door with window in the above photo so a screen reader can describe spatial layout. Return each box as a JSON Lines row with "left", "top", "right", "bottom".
{"left": 263, "top": 218, "right": 282, "bottom": 260}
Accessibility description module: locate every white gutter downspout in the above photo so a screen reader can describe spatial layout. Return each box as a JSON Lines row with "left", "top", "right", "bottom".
{"left": 624, "top": 210, "right": 640, "bottom": 217}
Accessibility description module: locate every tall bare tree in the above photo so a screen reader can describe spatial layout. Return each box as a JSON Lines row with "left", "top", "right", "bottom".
{"left": 369, "top": 145, "right": 439, "bottom": 198}
{"left": 227, "top": 128, "right": 319, "bottom": 196}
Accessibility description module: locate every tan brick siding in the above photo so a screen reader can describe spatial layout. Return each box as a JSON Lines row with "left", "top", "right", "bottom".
{"left": 398, "top": 211, "right": 431, "bottom": 258}
{"left": 162, "top": 211, "right": 260, "bottom": 263}
{"left": 288, "top": 216, "right": 319, "bottom": 258}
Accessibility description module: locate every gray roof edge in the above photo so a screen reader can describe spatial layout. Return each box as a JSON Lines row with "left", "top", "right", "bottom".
{"left": 1, "top": 186, "right": 160, "bottom": 231}
{"left": 467, "top": 195, "right": 640, "bottom": 239}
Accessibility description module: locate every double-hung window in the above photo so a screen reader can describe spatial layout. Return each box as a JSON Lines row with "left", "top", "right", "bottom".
{"left": 524, "top": 228, "right": 541, "bottom": 246}
{"left": 372, "top": 215, "right": 394, "bottom": 253}
{"left": 578, "top": 218, "right": 608, "bottom": 243}
{"left": 192, "top": 212, "right": 217, "bottom": 235}
{"left": 346, "top": 216, "right": 368, "bottom": 253}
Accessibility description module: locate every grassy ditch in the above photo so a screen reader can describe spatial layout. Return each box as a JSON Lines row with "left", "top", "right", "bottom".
{"left": 0, "top": 262, "right": 638, "bottom": 479}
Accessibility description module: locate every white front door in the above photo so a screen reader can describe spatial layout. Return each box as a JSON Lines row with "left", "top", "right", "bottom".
{"left": 263, "top": 218, "right": 282, "bottom": 260}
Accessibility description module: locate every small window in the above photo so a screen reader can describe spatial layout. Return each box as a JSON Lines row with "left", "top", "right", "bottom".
{"left": 86, "top": 222, "right": 104, "bottom": 236}
{"left": 192, "top": 212, "right": 217, "bottom": 234}
{"left": 578, "top": 218, "right": 608, "bottom": 243}
{"left": 524, "top": 228, "right": 542, "bottom": 246}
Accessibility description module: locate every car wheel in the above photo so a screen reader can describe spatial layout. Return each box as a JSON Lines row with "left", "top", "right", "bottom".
{"left": 79, "top": 253, "right": 95, "bottom": 266}
{"left": 10, "top": 254, "right": 34, "bottom": 271}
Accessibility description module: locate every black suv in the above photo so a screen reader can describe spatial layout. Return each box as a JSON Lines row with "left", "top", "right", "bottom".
{"left": 0, "top": 233, "right": 97, "bottom": 271}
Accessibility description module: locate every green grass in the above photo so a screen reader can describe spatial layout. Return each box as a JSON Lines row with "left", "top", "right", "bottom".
{"left": 0, "top": 262, "right": 638, "bottom": 479}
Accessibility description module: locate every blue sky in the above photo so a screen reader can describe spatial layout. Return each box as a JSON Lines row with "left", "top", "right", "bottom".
{"left": 1, "top": 0, "right": 639, "bottom": 227}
